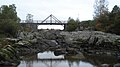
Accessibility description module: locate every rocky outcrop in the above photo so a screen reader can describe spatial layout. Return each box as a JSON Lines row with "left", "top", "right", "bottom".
{"left": 1, "top": 30, "right": 120, "bottom": 66}
{"left": 60, "top": 31, "right": 120, "bottom": 56}
{"left": 0, "top": 43, "right": 20, "bottom": 66}
{"left": 60, "top": 31, "right": 120, "bottom": 45}
{"left": 16, "top": 30, "right": 120, "bottom": 56}
{"left": 3, "top": 30, "right": 119, "bottom": 63}
{"left": 1, "top": 30, "right": 119, "bottom": 67}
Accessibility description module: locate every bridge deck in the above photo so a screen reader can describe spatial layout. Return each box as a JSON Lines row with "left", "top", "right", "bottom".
{"left": 20, "top": 23, "right": 67, "bottom": 25}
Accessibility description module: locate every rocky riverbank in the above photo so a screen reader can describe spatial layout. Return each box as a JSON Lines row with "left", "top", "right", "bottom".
{"left": 0, "top": 38, "right": 20, "bottom": 66}
{"left": 60, "top": 31, "right": 120, "bottom": 56}
{"left": 17, "top": 30, "right": 120, "bottom": 56}
{"left": 0, "top": 30, "right": 120, "bottom": 66}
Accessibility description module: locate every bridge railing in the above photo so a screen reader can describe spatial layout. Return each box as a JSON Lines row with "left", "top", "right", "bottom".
{"left": 20, "top": 20, "right": 67, "bottom": 23}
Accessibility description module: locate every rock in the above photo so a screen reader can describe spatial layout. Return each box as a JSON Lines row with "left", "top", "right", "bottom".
{"left": 0, "top": 44, "right": 2, "bottom": 47}
{"left": 1, "top": 61, "right": 13, "bottom": 66}
{"left": 64, "top": 52, "right": 85, "bottom": 59}
{"left": 117, "top": 56, "right": 120, "bottom": 61}
{"left": 39, "top": 30, "right": 59, "bottom": 40}
{"left": 101, "top": 64, "right": 109, "bottom": 67}
{"left": 5, "top": 38, "right": 21, "bottom": 43}
{"left": 18, "top": 32, "right": 34, "bottom": 40}
{"left": 15, "top": 41, "right": 31, "bottom": 46}
{"left": 45, "top": 40, "right": 58, "bottom": 47}
{"left": 18, "top": 32, "right": 25, "bottom": 39}
{"left": 16, "top": 30, "right": 120, "bottom": 57}
{"left": 29, "top": 38, "right": 37, "bottom": 44}
{"left": 88, "top": 36, "right": 98, "bottom": 45}
{"left": 114, "top": 39, "right": 120, "bottom": 45}
{"left": 36, "top": 39, "right": 59, "bottom": 50}
{"left": 54, "top": 48, "right": 67, "bottom": 56}
{"left": 56, "top": 35, "right": 66, "bottom": 45}
{"left": 0, "top": 61, "right": 19, "bottom": 66}
{"left": 113, "top": 63, "right": 120, "bottom": 67}
{"left": 106, "top": 52, "right": 112, "bottom": 56}
{"left": 60, "top": 31, "right": 120, "bottom": 45}
{"left": 51, "top": 40, "right": 58, "bottom": 45}
{"left": 26, "top": 33, "right": 34, "bottom": 39}
{"left": 66, "top": 48, "right": 78, "bottom": 55}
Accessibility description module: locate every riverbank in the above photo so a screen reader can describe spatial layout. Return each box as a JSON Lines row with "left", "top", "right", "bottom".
{"left": 0, "top": 38, "right": 20, "bottom": 66}
{"left": 0, "top": 30, "right": 120, "bottom": 66}
{"left": 16, "top": 30, "right": 120, "bottom": 56}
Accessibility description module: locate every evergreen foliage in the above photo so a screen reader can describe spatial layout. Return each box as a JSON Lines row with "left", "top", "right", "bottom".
{"left": 66, "top": 17, "right": 79, "bottom": 31}
{"left": 0, "top": 4, "right": 20, "bottom": 37}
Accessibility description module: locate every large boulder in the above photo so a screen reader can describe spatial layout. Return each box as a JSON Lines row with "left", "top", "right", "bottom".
{"left": 37, "top": 30, "right": 60, "bottom": 40}
{"left": 5, "top": 38, "right": 21, "bottom": 44}
{"left": 54, "top": 48, "right": 67, "bottom": 56}
{"left": 60, "top": 31, "right": 120, "bottom": 45}
{"left": 43, "top": 40, "right": 58, "bottom": 47}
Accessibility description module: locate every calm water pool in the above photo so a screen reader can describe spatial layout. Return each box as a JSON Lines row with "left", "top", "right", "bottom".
{"left": 18, "top": 51, "right": 94, "bottom": 67}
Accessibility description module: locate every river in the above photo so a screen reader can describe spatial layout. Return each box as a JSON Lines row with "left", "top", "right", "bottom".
{"left": 18, "top": 51, "right": 94, "bottom": 67}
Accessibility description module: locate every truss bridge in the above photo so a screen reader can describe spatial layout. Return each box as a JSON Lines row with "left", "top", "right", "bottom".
{"left": 20, "top": 14, "right": 68, "bottom": 30}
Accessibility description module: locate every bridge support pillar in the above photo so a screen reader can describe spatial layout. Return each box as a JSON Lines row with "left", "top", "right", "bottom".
{"left": 64, "top": 24, "right": 67, "bottom": 30}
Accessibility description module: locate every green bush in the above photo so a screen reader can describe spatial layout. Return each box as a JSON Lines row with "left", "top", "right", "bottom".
{"left": 66, "top": 17, "right": 79, "bottom": 31}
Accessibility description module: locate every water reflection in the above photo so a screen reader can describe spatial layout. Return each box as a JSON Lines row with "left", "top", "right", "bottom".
{"left": 18, "top": 51, "right": 93, "bottom": 67}
{"left": 18, "top": 51, "right": 120, "bottom": 67}
{"left": 83, "top": 54, "right": 120, "bottom": 67}
{"left": 37, "top": 51, "right": 64, "bottom": 59}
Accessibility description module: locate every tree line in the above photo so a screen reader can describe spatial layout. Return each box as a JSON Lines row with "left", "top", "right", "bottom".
{"left": 94, "top": 0, "right": 120, "bottom": 35}
{"left": 0, "top": 0, "right": 120, "bottom": 37}
{"left": 66, "top": 0, "right": 120, "bottom": 35}
{"left": 0, "top": 4, "right": 20, "bottom": 37}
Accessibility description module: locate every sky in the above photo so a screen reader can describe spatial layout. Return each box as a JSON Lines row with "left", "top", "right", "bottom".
{"left": 0, "top": 0, "right": 120, "bottom": 29}
{"left": 1, "top": 0, "right": 120, "bottom": 21}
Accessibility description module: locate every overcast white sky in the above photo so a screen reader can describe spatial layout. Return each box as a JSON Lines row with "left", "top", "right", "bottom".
{"left": 1, "top": 0, "right": 120, "bottom": 21}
